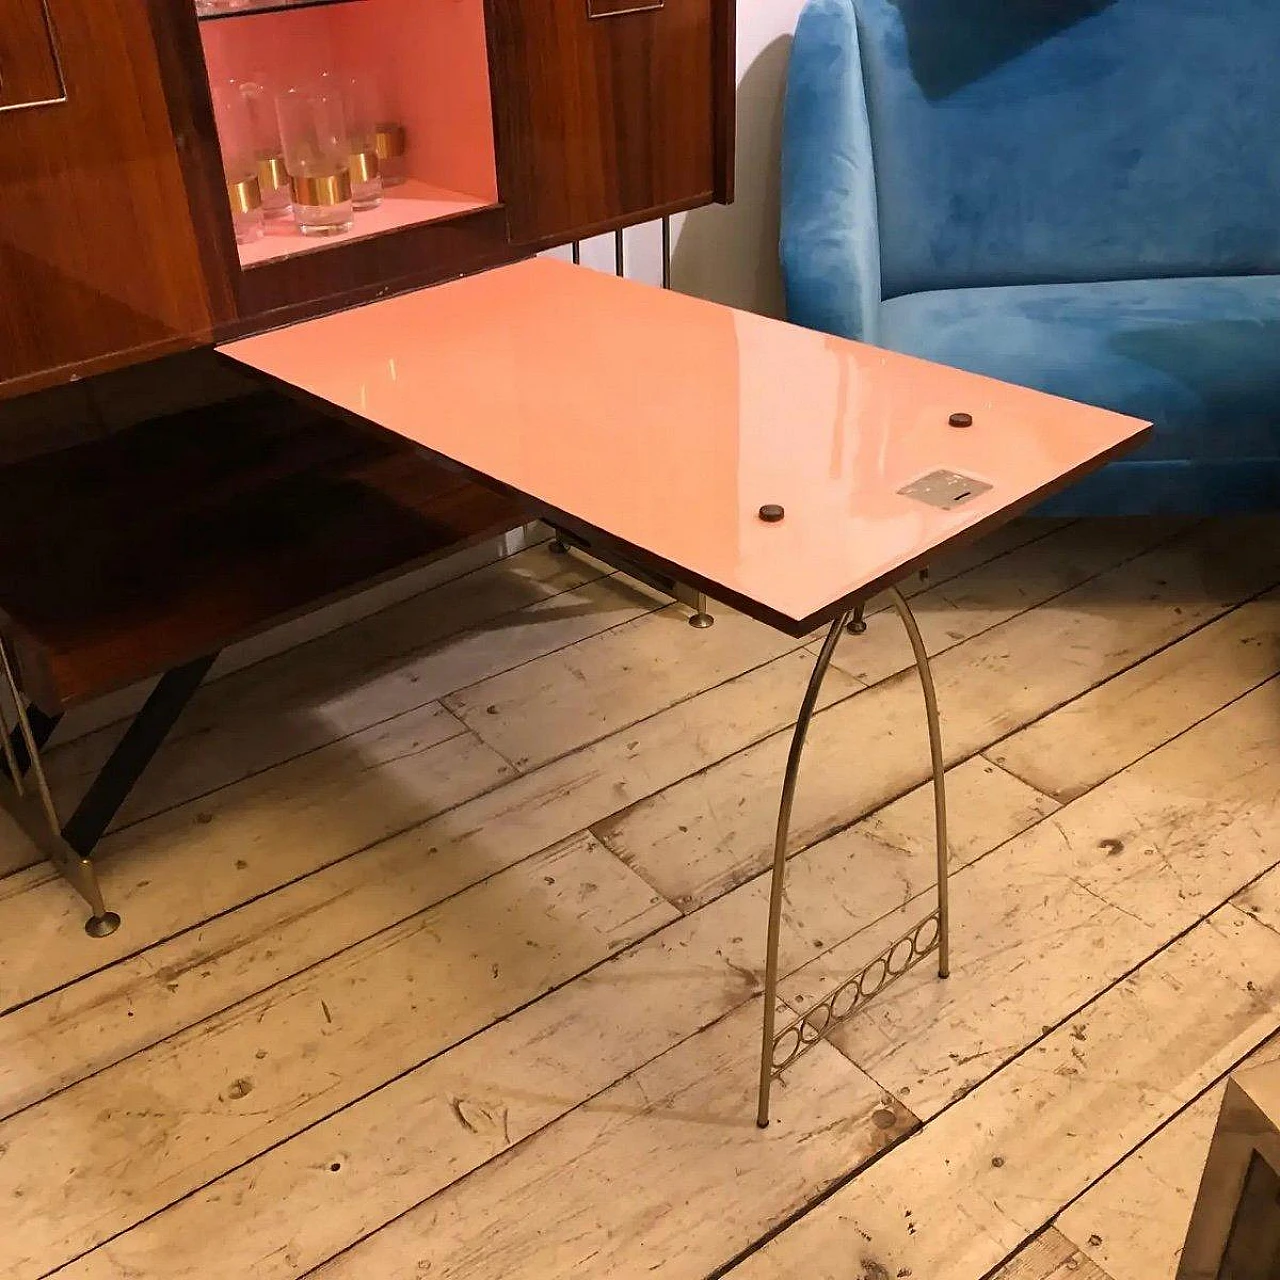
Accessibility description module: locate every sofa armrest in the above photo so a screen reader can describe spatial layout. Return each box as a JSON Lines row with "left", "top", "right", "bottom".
{"left": 781, "top": 0, "right": 882, "bottom": 344}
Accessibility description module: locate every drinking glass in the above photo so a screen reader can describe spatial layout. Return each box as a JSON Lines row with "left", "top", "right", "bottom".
{"left": 276, "top": 80, "right": 354, "bottom": 236}
{"left": 212, "top": 80, "right": 263, "bottom": 245}
{"left": 343, "top": 72, "right": 384, "bottom": 210}
{"left": 241, "top": 78, "right": 291, "bottom": 222}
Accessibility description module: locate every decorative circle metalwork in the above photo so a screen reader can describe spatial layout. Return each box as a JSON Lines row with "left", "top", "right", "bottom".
{"left": 772, "top": 1024, "right": 802, "bottom": 1072}
{"left": 858, "top": 956, "right": 890, "bottom": 1000}
{"left": 770, "top": 909, "right": 945, "bottom": 1077}
{"left": 889, "top": 935, "right": 917, "bottom": 974}
{"left": 830, "top": 977, "right": 861, "bottom": 1021}
{"left": 914, "top": 913, "right": 940, "bottom": 955}
{"left": 800, "top": 1002, "right": 832, "bottom": 1042}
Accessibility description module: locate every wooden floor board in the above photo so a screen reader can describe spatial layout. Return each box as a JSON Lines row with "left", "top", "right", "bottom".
{"left": 0, "top": 651, "right": 861, "bottom": 1116}
{"left": 445, "top": 602, "right": 805, "bottom": 773}
{"left": 314, "top": 1002, "right": 912, "bottom": 1280}
{"left": 46, "top": 736, "right": 1035, "bottom": 1280}
{"left": 990, "top": 585, "right": 1280, "bottom": 802}
{"left": 731, "top": 897, "right": 1280, "bottom": 1279}
{"left": 781, "top": 678, "right": 1280, "bottom": 1119}
{"left": 812, "top": 516, "right": 1191, "bottom": 688}
{"left": 0, "top": 708, "right": 513, "bottom": 1014}
{"left": 42, "top": 544, "right": 634, "bottom": 831}
{"left": 0, "top": 835, "right": 674, "bottom": 1279}
{"left": 5, "top": 516, "right": 1280, "bottom": 1280}
{"left": 596, "top": 519, "right": 1280, "bottom": 914}
{"left": 990, "top": 1230, "right": 1116, "bottom": 1280}
{"left": 1054, "top": 870, "right": 1280, "bottom": 1279}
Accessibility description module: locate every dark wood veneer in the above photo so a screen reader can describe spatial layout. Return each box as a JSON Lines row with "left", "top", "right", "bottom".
{"left": 0, "top": 0, "right": 215, "bottom": 400}
{"left": 1, "top": 0, "right": 736, "bottom": 392}
{"left": 230, "top": 206, "right": 513, "bottom": 334}
{"left": 0, "top": 394, "right": 526, "bottom": 713}
{"left": 488, "top": 0, "right": 721, "bottom": 244}
{"left": 0, "top": 0, "right": 64, "bottom": 108}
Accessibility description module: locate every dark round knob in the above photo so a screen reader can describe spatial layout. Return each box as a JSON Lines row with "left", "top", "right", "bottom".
{"left": 758, "top": 504, "right": 785, "bottom": 523}
{"left": 949, "top": 412, "right": 973, "bottom": 428}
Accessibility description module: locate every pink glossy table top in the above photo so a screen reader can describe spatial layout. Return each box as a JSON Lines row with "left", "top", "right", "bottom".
{"left": 220, "top": 258, "right": 1150, "bottom": 635}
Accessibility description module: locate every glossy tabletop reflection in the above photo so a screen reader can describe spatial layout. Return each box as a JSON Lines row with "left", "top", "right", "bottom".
{"left": 220, "top": 258, "right": 1150, "bottom": 634}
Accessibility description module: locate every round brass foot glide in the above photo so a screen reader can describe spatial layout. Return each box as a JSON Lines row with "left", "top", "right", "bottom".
{"left": 756, "top": 1118, "right": 770, "bottom": 1130}
{"left": 85, "top": 911, "right": 121, "bottom": 939}
{"left": 689, "top": 613, "right": 715, "bottom": 629}
{"left": 847, "top": 618, "right": 867, "bottom": 635}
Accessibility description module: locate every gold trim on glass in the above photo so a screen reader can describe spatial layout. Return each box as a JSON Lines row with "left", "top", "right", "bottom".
{"left": 375, "top": 123, "right": 407, "bottom": 160}
{"left": 227, "top": 175, "right": 263, "bottom": 215}
{"left": 256, "top": 154, "right": 290, "bottom": 193}
{"left": 290, "top": 170, "right": 352, "bottom": 207}
{"left": 348, "top": 149, "right": 380, "bottom": 184}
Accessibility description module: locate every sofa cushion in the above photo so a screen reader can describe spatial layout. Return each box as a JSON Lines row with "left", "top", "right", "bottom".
{"left": 879, "top": 275, "right": 1280, "bottom": 462}
{"left": 852, "top": 0, "right": 1280, "bottom": 298}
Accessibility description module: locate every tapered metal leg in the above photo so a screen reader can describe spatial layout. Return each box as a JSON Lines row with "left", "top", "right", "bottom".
{"left": 757, "top": 611, "right": 850, "bottom": 1128}
{"left": 888, "top": 585, "right": 950, "bottom": 979}
{"left": 756, "top": 587, "right": 951, "bottom": 1127}
{"left": 0, "top": 638, "right": 120, "bottom": 936}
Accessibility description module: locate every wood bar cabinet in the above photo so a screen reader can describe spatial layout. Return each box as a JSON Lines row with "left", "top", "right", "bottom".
{"left": 0, "top": 0, "right": 737, "bottom": 934}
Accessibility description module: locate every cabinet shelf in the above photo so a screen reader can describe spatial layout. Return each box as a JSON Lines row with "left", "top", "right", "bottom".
{"left": 238, "top": 181, "right": 500, "bottom": 267}
{"left": 196, "top": 0, "right": 365, "bottom": 23}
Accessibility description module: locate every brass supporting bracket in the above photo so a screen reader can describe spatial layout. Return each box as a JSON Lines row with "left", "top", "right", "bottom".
{"left": 756, "top": 585, "right": 950, "bottom": 1127}
{"left": 770, "top": 909, "right": 941, "bottom": 1076}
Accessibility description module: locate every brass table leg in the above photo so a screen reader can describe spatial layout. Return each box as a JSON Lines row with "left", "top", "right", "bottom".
{"left": 0, "top": 639, "right": 119, "bottom": 937}
{"left": 756, "top": 585, "right": 950, "bottom": 1127}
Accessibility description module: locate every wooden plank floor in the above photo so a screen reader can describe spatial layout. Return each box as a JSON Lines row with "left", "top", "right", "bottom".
{"left": 3, "top": 517, "right": 1280, "bottom": 1279}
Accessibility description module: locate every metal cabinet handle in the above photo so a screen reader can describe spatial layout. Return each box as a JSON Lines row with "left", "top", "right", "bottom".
{"left": 587, "top": 0, "right": 664, "bottom": 17}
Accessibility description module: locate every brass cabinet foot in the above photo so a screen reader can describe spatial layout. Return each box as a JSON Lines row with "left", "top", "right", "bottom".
{"left": 0, "top": 778, "right": 121, "bottom": 939}
{"left": 85, "top": 911, "right": 122, "bottom": 938}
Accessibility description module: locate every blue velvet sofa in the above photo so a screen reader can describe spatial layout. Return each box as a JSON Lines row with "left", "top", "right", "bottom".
{"left": 780, "top": 0, "right": 1280, "bottom": 514}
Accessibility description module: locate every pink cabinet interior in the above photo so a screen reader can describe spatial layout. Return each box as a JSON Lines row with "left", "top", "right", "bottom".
{"left": 199, "top": 0, "right": 500, "bottom": 268}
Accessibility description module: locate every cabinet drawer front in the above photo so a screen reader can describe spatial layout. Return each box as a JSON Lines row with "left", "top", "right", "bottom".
{"left": 491, "top": 0, "right": 731, "bottom": 245}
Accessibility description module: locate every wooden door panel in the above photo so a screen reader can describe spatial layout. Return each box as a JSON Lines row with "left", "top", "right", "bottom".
{"left": 0, "top": 0, "right": 214, "bottom": 400}
{"left": 0, "top": 0, "right": 64, "bottom": 109}
{"left": 489, "top": 0, "right": 731, "bottom": 246}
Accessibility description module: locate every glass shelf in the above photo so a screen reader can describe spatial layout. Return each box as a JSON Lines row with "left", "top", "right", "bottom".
{"left": 196, "top": 0, "right": 365, "bottom": 22}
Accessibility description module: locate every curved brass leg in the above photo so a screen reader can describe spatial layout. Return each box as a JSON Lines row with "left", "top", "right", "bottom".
{"left": 0, "top": 638, "right": 119, "bottom": 937}
{"left": 887, "top": 585, "right": 950, "bottom": 979}
{"left": 755, "top": 587, "right": 951, "bottom": 1127}
{"left": 757, "top": 611, "right": 850, "bottom": 1128}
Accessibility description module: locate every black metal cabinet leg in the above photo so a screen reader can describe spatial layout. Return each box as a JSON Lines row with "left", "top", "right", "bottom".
{"left": 62, "top": 654, "right": 217, "bottom": 857}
